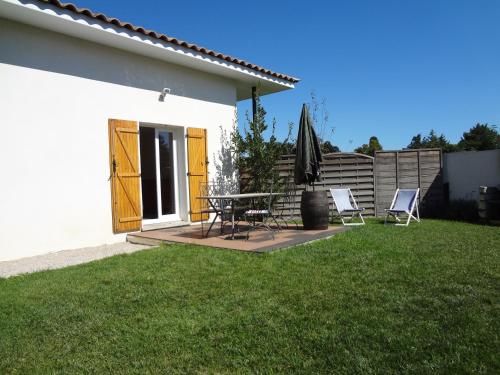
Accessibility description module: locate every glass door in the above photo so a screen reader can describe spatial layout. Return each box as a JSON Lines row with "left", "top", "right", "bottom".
{"left": 140, "top": 126, "right": 180, "bottom": 223}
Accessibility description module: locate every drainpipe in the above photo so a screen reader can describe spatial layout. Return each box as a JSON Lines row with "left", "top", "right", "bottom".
{"left": 252, "top": 86, "right": 257, "bottom": 124}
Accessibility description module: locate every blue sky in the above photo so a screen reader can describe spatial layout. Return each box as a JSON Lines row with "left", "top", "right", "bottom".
{"left": 75, "top": 0, "right": 499, "bottom": 151}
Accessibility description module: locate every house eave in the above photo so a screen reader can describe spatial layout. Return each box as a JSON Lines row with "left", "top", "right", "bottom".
{"left": 0, "top": 0, "right": 296, "bottom": 100}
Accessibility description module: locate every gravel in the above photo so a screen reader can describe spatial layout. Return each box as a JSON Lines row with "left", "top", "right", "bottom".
{"left": 0, "top": 243, "right": 153, "bottom": 278}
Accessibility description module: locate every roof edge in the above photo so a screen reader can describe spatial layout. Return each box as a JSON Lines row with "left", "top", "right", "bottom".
{"left": 33, "top": 0, "right": 300, "bottom": 84}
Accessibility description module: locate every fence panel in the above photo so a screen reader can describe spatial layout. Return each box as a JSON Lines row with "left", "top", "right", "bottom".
{"left": 276, "top": 152, "right": 376, "bottom": 217}
{"left": 374, "top": 149, "right": 443, "bottom": 216}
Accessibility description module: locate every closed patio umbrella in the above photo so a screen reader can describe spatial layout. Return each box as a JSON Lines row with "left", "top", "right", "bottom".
{"left": 294, "top": 103, "right": 323, "bottom": 189}
{"left": 294, "top": 104, "right": 328, "bottom": 230}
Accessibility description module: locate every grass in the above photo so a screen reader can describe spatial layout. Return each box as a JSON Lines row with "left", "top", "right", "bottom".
{"left": 0, "top": 220, "right": 499, "bottom": 374}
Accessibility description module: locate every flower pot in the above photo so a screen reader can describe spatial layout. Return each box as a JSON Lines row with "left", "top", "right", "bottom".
{"left": 300, "top": 190, "right": 329, "bottom": 230}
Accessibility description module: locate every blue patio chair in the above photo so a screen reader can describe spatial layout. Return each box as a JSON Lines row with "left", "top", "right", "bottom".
{"left": 385, "top": 188, "right": 420, "bottom": 226}
{"left": 330, "top": 188, "right": 365, "bottom": 225}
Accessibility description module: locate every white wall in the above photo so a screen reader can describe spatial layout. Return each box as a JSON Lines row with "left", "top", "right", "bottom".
{"left": 443, "top": 150, "right": 500, "bottom": 201}
{"left": 0, "top": 18, "right": 237, "bottom": 261}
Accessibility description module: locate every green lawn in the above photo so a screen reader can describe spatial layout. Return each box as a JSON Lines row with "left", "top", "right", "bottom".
{"left": 0, "top": 220, "right": 499, "bottom": 374}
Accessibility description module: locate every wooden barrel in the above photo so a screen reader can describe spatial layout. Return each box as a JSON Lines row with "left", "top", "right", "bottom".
{"left": 300, "top": 191, "right": 329, "bottom": 230}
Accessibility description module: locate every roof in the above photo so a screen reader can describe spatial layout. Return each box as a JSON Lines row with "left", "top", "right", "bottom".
{"left": 36, "top": 0, "right": 300, "bottom": 84}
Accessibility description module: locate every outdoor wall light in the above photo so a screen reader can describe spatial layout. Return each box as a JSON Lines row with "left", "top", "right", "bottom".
{"left": 159, "top": 87, "right": 171, "bottom": 101}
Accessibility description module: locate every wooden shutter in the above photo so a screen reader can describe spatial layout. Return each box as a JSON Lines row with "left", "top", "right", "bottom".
{"left": 108, "top": 119, "right": 142, "bottom": 233}
{"left": 186, "top": 127, "right": 209, "bottom": 222}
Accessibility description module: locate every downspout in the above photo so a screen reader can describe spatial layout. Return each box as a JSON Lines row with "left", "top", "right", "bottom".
{"left": 251, "top": 86, "right": 257, "bottom": 124}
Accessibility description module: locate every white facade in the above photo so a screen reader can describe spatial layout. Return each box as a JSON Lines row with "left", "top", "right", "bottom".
{"left": 443, "top": 150, "right": 500, "bottom": 201}
{"left": 0, "top": 3, "right": 295, "bottom": 261}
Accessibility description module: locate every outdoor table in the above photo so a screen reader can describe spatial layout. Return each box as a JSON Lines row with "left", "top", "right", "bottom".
{"left": 197, "top": 193, "right": 282, "bottom": 240}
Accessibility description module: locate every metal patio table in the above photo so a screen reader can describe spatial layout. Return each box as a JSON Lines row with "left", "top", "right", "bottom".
{"left": 197, "top": 192, "right": 282, "bottom": 240}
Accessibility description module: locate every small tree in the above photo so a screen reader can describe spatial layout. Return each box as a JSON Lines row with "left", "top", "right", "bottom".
{"left": 458, "top": 123, "right": 500, "bottom": 151}
{"left": 355, "top": 136, "right": 383, "bottom": 156}
{"left": 308, "top": 91, "right": 340, "bottom": 154}
{"left": 212, "top": 120, "right": 239, "bottom": 194}
{"left": 233, "top": 93, "right": 292, "bottom": 193}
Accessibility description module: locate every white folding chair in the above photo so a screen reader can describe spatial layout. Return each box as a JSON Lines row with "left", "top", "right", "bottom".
{"left": 384, "top": 188, "right": 420, "bottom": 226}
{"left": 330, "top": 188, "right": 365, "bottom": 226}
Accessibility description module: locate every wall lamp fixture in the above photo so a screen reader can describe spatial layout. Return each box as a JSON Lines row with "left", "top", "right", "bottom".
{"left": 159, "top": 87, "right": 171, "bottom": 101}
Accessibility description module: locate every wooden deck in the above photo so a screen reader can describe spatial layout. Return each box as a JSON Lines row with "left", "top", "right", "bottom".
{"left": 127, "top": 223, "right": 349, "bottom": 253}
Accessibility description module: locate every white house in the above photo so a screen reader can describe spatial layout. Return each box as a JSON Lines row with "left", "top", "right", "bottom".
{"left": 0, "top": 0, "right": 298, "bottom": 261}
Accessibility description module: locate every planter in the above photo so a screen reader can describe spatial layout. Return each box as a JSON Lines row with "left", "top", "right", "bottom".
{"left": 300, "top": 190, "right": 329, "bottom": 230}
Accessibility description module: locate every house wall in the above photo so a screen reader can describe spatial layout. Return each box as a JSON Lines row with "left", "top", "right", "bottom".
{"left": 443, "top": 150, "right": 500, "bottom": 201}
{"left": 0, "top": 18, "right": 237, "bottom": 261}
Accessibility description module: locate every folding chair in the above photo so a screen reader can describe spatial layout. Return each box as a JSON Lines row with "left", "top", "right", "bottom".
{"left": 330, "top": 188, "right": 365, "bottom": 226}
{"left": 384, "top": 188, "right": 420, "bottom": 226}
{"left": 199, "top": 181, "right": 232, "bottom": 238}
{"left": 244, "top": 187, "right": 281, "bottom": 240}
{"left": 275, "top": 175, "right": 300, "bottom": 229}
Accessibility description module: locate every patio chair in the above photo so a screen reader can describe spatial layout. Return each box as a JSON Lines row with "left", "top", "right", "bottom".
{"left": 199, "top": 181, "right": 233, "bottom": 237}
{"left": 329, "top": 188, "right": 365, "bottom": 225}
{"left": 384, "top": 188, "right": 420, "bottom": 226}
{"left": 244, "top": 188, "right": 281, "bottom": 240}
{"left": 275, "top": 175, "right": 300, "bottom": 229}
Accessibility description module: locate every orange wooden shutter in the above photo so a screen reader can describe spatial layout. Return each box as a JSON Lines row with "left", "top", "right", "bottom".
{"left": 186, "top": 127, "right": 209, "bottom": 222}
{"left": 108, "top": 119, "right": 142, "bottom": 233}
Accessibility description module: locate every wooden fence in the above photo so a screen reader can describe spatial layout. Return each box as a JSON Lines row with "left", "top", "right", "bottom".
{"left": 241, "top": 149, "right": 444, "bottom": 216}
{"left": 240, "top": 149, "right": 443, "bottom": 218}
{"left": 276, "top": 152, "right": 376, "bottom": 217}
{"left": 374, "top": 149, "right": 443, "bottom": 216}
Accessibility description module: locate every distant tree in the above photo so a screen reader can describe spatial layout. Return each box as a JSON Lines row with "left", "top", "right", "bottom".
{"left": 457, "top": 123, "right": 500, "bottom": 151}
{"left": 321, "top": 140, "right": 340, "bottom": 154}
{"left": 423, "top": 130, "right": 452, "bottom": 150}
{"left": 277, "top": 140, "right": 296, "bottom": 155}
{"left": 406, "top": 130, "right": 457, "bottom": 152}
{"left": 355, "top": 136, "right": 382, "bottom": 156}
{"left": 276, "top": 133, "right": 340, "bottom": 155}
{"left": 407, "top": 134, "right": 423, "bottom": 149}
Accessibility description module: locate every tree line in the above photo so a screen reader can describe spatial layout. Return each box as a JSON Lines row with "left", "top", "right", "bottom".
{"left": 354, "top": 123, "right": 500, "bottom": 156}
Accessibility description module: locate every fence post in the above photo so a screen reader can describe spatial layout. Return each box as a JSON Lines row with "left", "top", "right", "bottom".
{"left": 395, "top": 151, "right": 399, "bottom": 188}
{"left": 417, "top": 150, "right": 421, "bottom": 205}
{"left": 374, "top": 152, "right": 377, "bottom": 216}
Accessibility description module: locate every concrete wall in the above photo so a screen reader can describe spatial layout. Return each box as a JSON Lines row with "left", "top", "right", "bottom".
{"left": 443, "top": 150, "right": 500, "bottom": 201}
{"left": 0, "top": 18, "right": 237, "bottom": 261}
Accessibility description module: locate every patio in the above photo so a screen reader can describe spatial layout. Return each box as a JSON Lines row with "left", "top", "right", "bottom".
{"left": 127, "top": 223, "right": 349, "bottom": 252}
